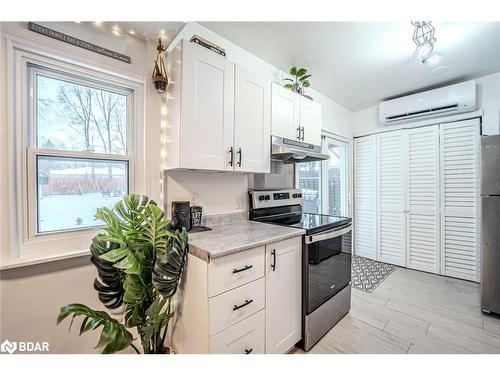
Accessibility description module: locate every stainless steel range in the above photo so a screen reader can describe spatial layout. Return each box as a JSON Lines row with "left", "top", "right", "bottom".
{"left": 249, "top": 188, "right": 352, "bottom": 351}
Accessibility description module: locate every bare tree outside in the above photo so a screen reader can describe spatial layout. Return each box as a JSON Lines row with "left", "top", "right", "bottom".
{"left": 57, "top": 84, "right": 94, "bottom": 151}
{"left": 37, "top": 74, "right": 127, "bottom": 155}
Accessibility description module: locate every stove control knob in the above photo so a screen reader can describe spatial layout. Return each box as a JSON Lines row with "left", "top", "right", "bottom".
{"left": 265, "top": 195, "right": 271, "bottom": 200}
{"left": 259, "top": 195, "right": 265, "bottom": 201}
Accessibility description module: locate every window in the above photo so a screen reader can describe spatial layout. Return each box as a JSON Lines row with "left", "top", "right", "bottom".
{"left": 297, "top": 136, "right": 349, "bottom": 216}
{"left": 28, "top": 65, "right": 133, "bottom": 235}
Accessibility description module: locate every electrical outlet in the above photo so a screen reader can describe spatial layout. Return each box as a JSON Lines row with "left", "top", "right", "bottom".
{"left": 235, "top": 195, "right": 244, "bottom": 209}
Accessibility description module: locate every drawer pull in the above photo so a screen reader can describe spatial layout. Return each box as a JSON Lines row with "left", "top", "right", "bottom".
{"left": 233, "top": 299, "right": 253, "bottom": 311}
{"left": 271, "top": 249, "right": 276, "bottom": 271}
{"left": 232, "top": 264, "right": 253, "bottom": 274}
{"left": 244, "top": 348, "right": 253, "bottom": 354}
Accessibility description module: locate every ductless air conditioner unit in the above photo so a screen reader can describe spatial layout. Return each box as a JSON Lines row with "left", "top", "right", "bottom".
{"left": 379, "top": 80, "right": 476, "bottom": 124}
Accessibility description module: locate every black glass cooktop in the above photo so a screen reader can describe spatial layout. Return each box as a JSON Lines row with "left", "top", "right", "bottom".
{"left": 262, "top": 213, "right": 351, "bottom": 234}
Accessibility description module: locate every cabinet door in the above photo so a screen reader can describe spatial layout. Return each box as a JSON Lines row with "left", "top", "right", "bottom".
{"left": 265, "top": 237, "right": 301, "bottom": 354}
{"left": 300, "top": 98, "right": 322, "bottom": 146}
{"left": 234, "top": 66, "right": 271, "bottom": 173}
{"left": 354, "top": 136, "right": 377, "bottom": 260}
{"left": 407, "top": 126, "right": 440, "bottom": 274}
{"left": 377, "top": 131, "right": 406, "bottom": 266}
{"left": 181, "top": 42, "right": 234, "bottom": 171}
{"left": 271, "top": 82, "right": 300, "bottom": 141}
{"left": 440, "top": 119, "right": 480, "bottom": 282}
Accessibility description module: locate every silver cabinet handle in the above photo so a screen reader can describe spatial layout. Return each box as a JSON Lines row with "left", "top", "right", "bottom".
{"left": 237, "top": 148, "right": 242, "bottom": 167}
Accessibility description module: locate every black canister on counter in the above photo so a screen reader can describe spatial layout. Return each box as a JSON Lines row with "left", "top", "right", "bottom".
{"left": 171, "top": 201, "right": 191, "bottom": 231}
{"left": 190, "top": 206, "right": 203, "bottom": 229}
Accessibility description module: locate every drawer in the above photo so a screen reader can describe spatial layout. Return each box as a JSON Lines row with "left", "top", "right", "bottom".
{"left": 209, "top": 277, "right": 265, "bottom": 335}
{"left": 209, "top": 310, "right": 265, "bottom": 354}
{"left": 208, "top": 246, "right": 265, "bottom": 297}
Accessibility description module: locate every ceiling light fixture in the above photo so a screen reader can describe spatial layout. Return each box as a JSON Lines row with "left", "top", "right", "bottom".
{"left": 411, "top": 21, "right": 445, "bottom": 70}
{"left": 424, "top": 53, "right": 444, "bottom": 67}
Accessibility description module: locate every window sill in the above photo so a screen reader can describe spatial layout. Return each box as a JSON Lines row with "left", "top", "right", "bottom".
{"left": 0, "top": 249, "right": 91, "bottom": 271}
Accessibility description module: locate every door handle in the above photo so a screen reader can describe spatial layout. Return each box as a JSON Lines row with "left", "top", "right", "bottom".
{"left": 233, "top": 299, "right": 253, "bottom": 311}
{"left": 296, "top": 126, "right": 301, "bottom": 140}
{"left": 232, "top": 264, "right": 253, "bottom": 274}
{"left": 237, "top": 148, "right": 242, "bottom": 167}
{"left": 229, "top": 146, "right": 234, "bottom": 166}
{"left": 301, "top": 126, "right": 305, "bottom": 141}
{"left": 271, "top": 249, "right": 276, "bottom": 271}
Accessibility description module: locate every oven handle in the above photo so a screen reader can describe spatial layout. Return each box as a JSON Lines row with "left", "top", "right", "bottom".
{"left": 305, "top": 224, "right": 352, "bottom": 244}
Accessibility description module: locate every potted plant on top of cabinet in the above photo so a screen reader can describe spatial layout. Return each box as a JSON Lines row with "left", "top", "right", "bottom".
{"left": 282, "top": 65, "right": 312, "bottom": 99}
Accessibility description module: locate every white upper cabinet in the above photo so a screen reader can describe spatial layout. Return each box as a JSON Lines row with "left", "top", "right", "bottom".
{"left": 165, "top": 40, "right": 271, "bottom": 173}
{"left": 166, "top": 40, "right": 235, "bottom": 171}
{"left": 271, "top": 82, "right": 322, "bottom": 146}
{"left": 234, "top": 65, "right": 271, "bottom": 173}
{"left": 265, "top": 237, "right": 302, "bottom": 354}
{"left": 271, "top": 82, "right": 300, "bottom": 141}
{"left": 299, "top": 98, "right": 322, "bottom": 146}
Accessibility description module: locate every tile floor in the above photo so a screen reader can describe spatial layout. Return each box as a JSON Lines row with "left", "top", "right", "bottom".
{"left": 299, "top": 267, "right": 500, "bottom": 354}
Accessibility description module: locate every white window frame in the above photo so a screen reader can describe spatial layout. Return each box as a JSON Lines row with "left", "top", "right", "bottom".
{"left": 4, "top": 40, "right": 146, "bottom": 269}
{"left": 26, "top": 64, "right": 134, "bottom": 237}
{"left": 295, "top": 133, "right": 350, "bottom": 217}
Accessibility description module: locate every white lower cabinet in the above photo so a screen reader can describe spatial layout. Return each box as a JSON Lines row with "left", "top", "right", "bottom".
{"left": 171, "top": 236, "right": 302, "bottom": 353}
{"left": 265, "top": 237, "right": 302, "bottom": 354}
{"left": 210, "top": 310, "right": 265, "bottom": 354}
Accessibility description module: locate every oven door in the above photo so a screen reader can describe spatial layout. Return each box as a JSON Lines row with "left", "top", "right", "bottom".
{"left": 303, "top": 223, "right": 352, "bottom": 314}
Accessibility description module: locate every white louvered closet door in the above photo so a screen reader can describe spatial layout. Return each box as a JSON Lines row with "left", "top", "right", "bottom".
{"left": 407, "top": 126, "right": 440, "bottom": 273}
{"left": 440, "top": 119, "right": 480, "bottom": 282}
{"left": 377, "top": 131, "right": 406, "bottom": 266}
{"left": 354, "top": 136, "right": 377, "bottom": 260}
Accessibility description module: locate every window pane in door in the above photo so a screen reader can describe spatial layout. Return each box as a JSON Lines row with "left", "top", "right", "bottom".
{"left": 326, "top": 142, "right": 348, "bottom": 216}
{"left": 36, "top": 74, "right": 128, "bottom": 155}
{"left": 297, "top": 161, "right": 322, "bottom": 213}
{"left": 36, "top": 156, "right": 129, "bottom": 233}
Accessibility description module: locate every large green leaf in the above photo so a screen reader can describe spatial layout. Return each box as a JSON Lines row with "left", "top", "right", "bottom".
{"left": 296, "top": 68, "right": 307, "bottom": 77}
{"left": 289, "top": 65, "right": 297, "bottom": 76}
{"left": 90, "top": 236, "right": 125, "bottom": 310}
{"left": 57, "top": 303, "right": 133, "bottom": 354}
{"left": 153, "top": 228, "right": 188, "bottom": 299}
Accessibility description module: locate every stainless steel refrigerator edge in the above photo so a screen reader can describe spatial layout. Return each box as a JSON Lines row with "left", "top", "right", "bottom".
{"left": 481, "top": 134, "right": 500, "bottom": 314}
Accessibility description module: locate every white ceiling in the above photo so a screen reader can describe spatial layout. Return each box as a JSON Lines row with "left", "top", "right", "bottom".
{"left": 106, "top": 21, "right": 184, "bottom": 43}
{"left": 200, "top": 22, "right": 500, "bottom": 111}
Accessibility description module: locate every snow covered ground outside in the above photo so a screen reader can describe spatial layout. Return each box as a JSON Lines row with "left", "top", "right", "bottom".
{"left": 38, "top": 192, "right": 124, "bottom": 233}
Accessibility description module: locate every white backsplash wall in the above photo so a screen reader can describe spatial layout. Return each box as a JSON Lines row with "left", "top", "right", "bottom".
{"left": 164, "top": 171, "right": 249, "bottom": 218}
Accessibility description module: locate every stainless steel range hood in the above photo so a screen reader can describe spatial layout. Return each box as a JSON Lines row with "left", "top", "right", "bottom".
{"left": 271, "top": 136, "right": 329, "bottom": 163}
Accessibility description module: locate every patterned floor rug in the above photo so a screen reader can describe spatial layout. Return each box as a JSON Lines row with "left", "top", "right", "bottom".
{"left": 351, "top": 256, "right": 397, "bottom": 293}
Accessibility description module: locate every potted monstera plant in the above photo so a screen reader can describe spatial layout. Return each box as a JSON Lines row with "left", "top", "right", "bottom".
{"left": 57, "top": 194, "right": 188, "bottom": 354}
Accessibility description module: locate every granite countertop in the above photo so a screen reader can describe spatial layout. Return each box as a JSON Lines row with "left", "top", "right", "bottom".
{"left": 187, "top": 220, "right": 305, "bottom": 262}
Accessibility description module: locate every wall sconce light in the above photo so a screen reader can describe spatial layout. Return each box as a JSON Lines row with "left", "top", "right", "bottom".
{"left": 152, "top": 36, "right": 168, "bottom": 94}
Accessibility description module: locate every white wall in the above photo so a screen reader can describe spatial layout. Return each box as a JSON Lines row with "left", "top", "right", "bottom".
{"left": 0, "top": 22, "right": 155, "bottom": 354}
{"left": 352, "top": 72, "right": 500, "bottom": 136}
{"left": 476, "top": 72, "right": 500, "bottom": 135}
{"left": 163, "top": 22, "right": 353, "bottom": 216}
